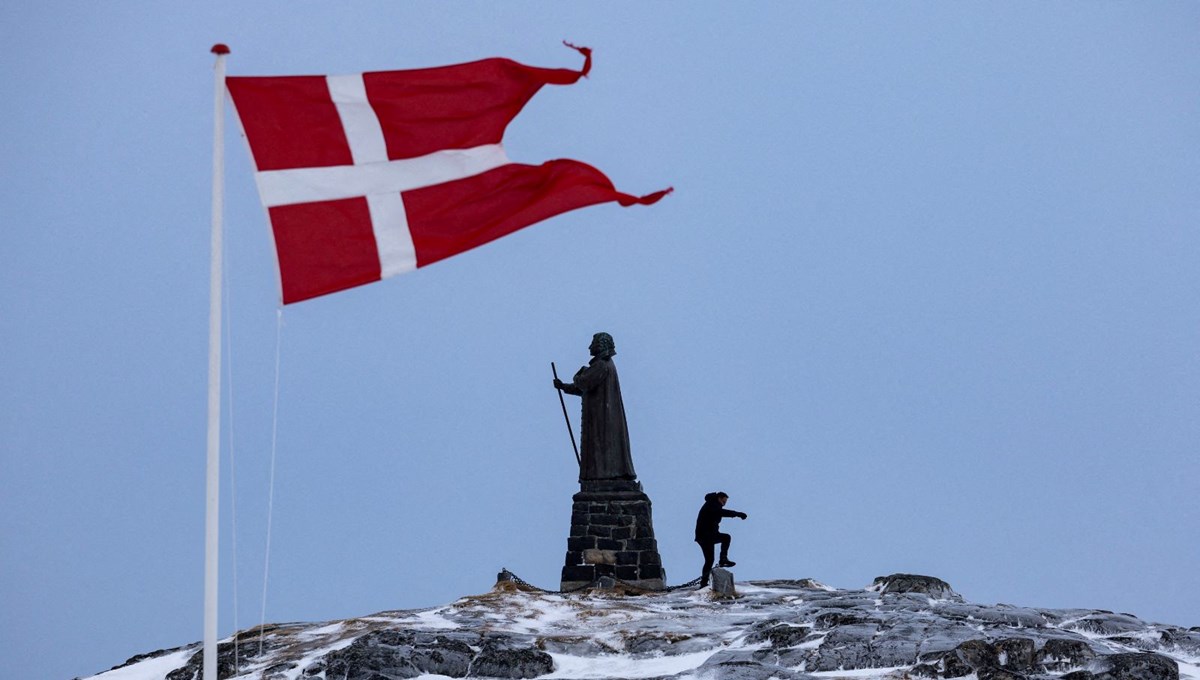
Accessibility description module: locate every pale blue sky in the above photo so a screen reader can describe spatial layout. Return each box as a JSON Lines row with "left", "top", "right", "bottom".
{"left": 2, "top": 3, "right": 1198, "bottom": 679}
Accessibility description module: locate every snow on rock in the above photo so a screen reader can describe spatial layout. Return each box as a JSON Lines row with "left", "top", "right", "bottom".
{"left": 81, "top": 573, "right": 1200, "bottom": 680}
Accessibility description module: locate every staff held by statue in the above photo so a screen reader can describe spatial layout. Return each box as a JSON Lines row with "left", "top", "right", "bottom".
{"left": 551, "top": 361, "right": 581, "bottom": 466}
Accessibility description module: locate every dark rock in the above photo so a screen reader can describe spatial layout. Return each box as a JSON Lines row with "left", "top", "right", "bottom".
{"left": 1070, "top": 613, "right": 1148, "bottom": 636}
{"left": 938, "top": 603, "right": 1049, "bottom": 628}
{"left": 955, "top": 639, "right": 1000, "bottom": 669}
{"left": 977, "top": 668, "right": 1028, "bottom": 680}
{"left": 941, "top": 653, "right": 975, "bottom": 678}
{"left": 994, "top": 637, "right": 1037, "bottom": 671}
{"left": 910, "top": 662, "right": 941, "bottom": 678}
{"left": 749, "top": 622, "right": 812, "bottom": 648}
{"left": 807, "top": 623, "right": 882, "bottom": 671}
{"left": 322, "top": 632, "right": 421, "bottom": 679}
{"left": 322, "top": 630, "right": 553, "bottom": 679}
{"left": 536, "top": 635, "right": 616, "bottom": 657}
{"left": 871, "top": 573, "right": 960, "bottom": 600}
{"left": 1161, "top": 627, "right": 1200, "bottom": 655}
{"left": 695, "top": 651, "right": 813, "bottom": 680}
{"left": 468, "top": 643, "right": 553, "bottom": 678}
{"left": 1110, "top": 635, "right": 1159, "bottom": 651}
{"left": 1038, "top": 638, "right": 1098, "bottom": 672}
{"left": 410, "top": 636, "right": 476, "bottom": 677}
{"left": 864, "top": 623, "right": 923, "bottom": 668}
{"left": 747, "top": 579, "right": 824, "bottom": 589}
{"left": 814, "top": 610, "right": 877, "bottom": 630}
{"left": 1094, "top": 652, "right": 1179, "bottom": 680}
{"left": 621, "top": 631, "right": 693, "bottom": 654}
{"left": 1061, "top": 672, "right": 1096, "bottom": 680}
{"left": 165, "top": 631, "right": 276, "bottom": 680}
{"left": 914, "top": 625, "right": 989, "bottom": 658}
{"left": 261, "top": 662, "right": 296, "bottom": 679}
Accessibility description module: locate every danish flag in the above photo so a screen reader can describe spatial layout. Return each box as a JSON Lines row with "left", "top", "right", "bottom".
{"left": 225, "top": 44, "right": 669, "bottom": 304}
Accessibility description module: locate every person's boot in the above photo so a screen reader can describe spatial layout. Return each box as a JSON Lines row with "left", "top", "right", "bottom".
{"left": 718, "top": 556, "right": 736, "bottom": 568}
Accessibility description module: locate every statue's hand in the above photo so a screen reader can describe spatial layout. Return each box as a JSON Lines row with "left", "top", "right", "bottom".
{"left": 553, "top": 378, "right": 565, "bottom": 390}
{"left": 738, "top": 512, "right": 748, "bottom": 520}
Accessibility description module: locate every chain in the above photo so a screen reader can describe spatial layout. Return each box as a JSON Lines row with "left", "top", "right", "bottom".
{"left": 498, "top": 569, "right": 703, "bottom": 595}
{"left": 498, "top": 569, "right": 596, "bottom": 595}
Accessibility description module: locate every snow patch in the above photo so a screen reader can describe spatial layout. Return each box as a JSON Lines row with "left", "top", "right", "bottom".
{"left": 1177, "top": 658, "right": 1200, "bottom": 680}
{"left": 546, "top": 649, "right": 717, "bottom": 678}
{"left": 811, "top": 666, "right": 912, "bottom": 678}
{"left": 83, "top": 647, "right": 196, "bottom": 680}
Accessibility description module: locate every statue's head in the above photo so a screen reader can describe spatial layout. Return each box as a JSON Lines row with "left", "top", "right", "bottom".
{"left": 589, "top": 332, "right": 616, "bottom": 359}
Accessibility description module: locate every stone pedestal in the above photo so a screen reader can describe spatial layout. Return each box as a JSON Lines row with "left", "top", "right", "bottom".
{"left": 560, "top": 480, "right": 665, "bottom": 591}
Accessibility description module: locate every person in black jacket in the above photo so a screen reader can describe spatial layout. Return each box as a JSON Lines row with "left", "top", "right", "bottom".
{"left": 694, "top": 491, "right": 747, "bottom": 587}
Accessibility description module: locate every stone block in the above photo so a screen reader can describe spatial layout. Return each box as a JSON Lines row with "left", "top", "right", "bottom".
{"left": 616, "top": 551, "right": 639, "bottom": 565}
{"left": 561, "top": 565, "right": 595, "bottom": 582}
{"left": 639, "top": 565, "right": 664, "bottom": 580}
{"left": 611, "top": 526, "right": 634, "bottom": 540}
{"left": 583, "top": 549, "right": 617, "bottom": 565}
{"left": 567, "top": 536, "right": 596, "bottom": 551}
{"left": 615, "top": 565, "right": 639, "bottom": 580}
{"left": 618, "top": 502, "right": 651, "bottom": 517}
{"left": 711, "top": 568, "right": 736, "bottom": 597}
{"left": 597, "top": 538, "right": 622, "bottom": 550}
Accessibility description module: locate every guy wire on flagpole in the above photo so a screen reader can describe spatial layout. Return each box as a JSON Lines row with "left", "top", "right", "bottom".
{"left": 205, "top": 42, "right": 231, "bottom": 680}
{"left": 259, "top": 308, "right": 285, "bottom": 657}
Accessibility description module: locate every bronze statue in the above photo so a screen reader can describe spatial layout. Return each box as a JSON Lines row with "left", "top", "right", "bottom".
{"left": 553, "top": 332, "right": 637, "bottom": 481}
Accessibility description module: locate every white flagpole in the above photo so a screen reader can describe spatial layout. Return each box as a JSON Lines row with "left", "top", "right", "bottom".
{"left": 205, "top": 42, "right": 230, "bottom": 680}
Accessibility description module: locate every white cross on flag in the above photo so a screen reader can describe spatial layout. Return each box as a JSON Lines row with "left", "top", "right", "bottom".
{"left": 226, "top": 44, "right": 669, "bottom": 304}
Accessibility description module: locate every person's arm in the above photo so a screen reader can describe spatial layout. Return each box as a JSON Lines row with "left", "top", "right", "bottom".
{"left": 558, "top": 361, "right": 607, "bottom": 395}
{"left": 554, "top": 377, "right": 582, "bottom": 396}
{"left": 722, "top": 508, "right": 748, "bottom": 519}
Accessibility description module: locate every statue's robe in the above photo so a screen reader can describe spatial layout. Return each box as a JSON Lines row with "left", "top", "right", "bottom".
{"left": 561, "top": 357, "right": 636, "bottom": 481}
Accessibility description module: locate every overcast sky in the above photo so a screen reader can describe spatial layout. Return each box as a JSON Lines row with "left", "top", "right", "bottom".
{"left": 2, "top": 3, "right": 1198, "bottom": 679}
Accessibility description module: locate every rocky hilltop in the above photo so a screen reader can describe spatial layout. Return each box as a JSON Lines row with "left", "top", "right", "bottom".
{"left": 85, "top": 573, "right": 1199, "bottom": 680}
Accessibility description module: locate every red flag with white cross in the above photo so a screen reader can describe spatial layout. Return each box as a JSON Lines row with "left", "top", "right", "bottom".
{"left": 226, "top": 44, "right": 670, "bottom": 304}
